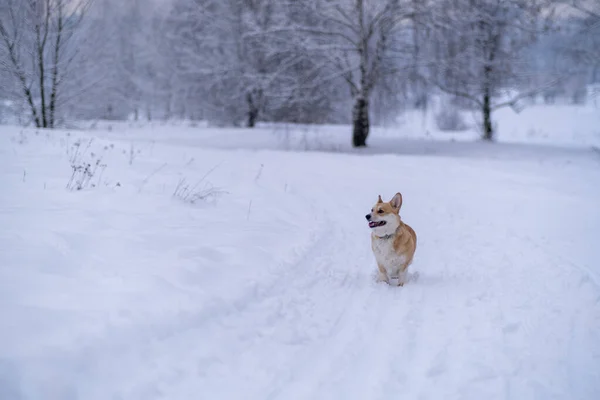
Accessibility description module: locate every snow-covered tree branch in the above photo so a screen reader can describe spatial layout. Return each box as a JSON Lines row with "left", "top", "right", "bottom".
{"left": 0, "top": 0, "right": 92, "bottom": 128}
{"left": 286, "top": 0, "right": 415, "bottom": 147}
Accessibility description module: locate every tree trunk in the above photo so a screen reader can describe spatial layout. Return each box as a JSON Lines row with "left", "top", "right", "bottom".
{"left": 247, "top": 109, "right": 258, "bottom": 128}
{"left": 482, "top": 93, "right": 492, "bottom": 140}
{"left": 35, "top": 9, "right": 51, "bottom": 129}
{"left": 25, "top": 85, "right": 42, "bottom": 128}
{"left": 0, "top": 34, "right": 41, "bottom": 127}
{"left": 352, "top": 96, "right": 369, "bottom": 147}
{"left": 246, "top": 92, "right": 259, "bottom": 128}
{"left": 38, "top": 41, "right": 47, "bottom": 128}
{"left": 482, "top": 64, "right": 493, "bottom": 140}
{"left": 49, "top": 5, "right": 63, "bottom": 129}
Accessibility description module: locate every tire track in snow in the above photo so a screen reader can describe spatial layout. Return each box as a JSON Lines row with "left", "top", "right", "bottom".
{"left": 194, "top": 210, "right": 377, "bottom": 399}
{"left": 263, "top": 276, "right": 378, "bottom": 400}
{"left": 52, "top": 197, "right": 336, "bottom": 399}
{"left": 262, "top": 204, "right": 425, "bottom": 400}
{"left": 262, "top": 226, "right": 379, "bottom": 400}
{"left": 140, "top": 199, "right": 381, "bottom": 399}
{"left": 75, "top": 198, "right": 376, "bottom": 399}
{"left": 294, "top": 283, "right": 424, "bottom": 400}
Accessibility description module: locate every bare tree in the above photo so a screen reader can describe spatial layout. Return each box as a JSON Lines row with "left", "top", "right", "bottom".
{"left": 166, "top": 0, "right": 300, "bottom": 127}
{"left": 426, "top": 0, "right": 556, "bottom": 140}
{"left": 63, "top": 0, "right": 177, "bottom": 122}
{"left": 558, "top": 0, "right": 600, "bottom": 71}
{"left": 561, "top": 0, "right": 600, "bottom": 21}
{"left": 0, "top": 0, "right": 92, "bottom": 128}
{"left": 284, "top": 0, "right": 414, "bottom": 146}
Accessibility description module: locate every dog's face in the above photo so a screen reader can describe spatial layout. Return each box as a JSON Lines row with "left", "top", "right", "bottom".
{"left": 365, "top": 193, "right": 403, "bottom": 236}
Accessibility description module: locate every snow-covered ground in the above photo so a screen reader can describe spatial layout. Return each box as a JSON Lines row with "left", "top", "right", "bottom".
{"left": 1, "top": 105, "right": 600, "bottom": 399}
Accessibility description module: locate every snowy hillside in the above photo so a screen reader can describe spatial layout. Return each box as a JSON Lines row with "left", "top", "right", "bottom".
{"left": 1, "top": 117, "right": 600, "bottom": 399}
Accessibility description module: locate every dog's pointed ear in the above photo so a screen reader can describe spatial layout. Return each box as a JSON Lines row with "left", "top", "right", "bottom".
{"left": 390, "top": 192, "right": 403, "bottom": 209}
{"left": 377, "top": 195, "right": 383, "bottom": 204}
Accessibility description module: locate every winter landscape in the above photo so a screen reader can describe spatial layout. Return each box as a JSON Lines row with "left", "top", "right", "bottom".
{"left": 1, "top": 0, "right": 600, "bottom": 399}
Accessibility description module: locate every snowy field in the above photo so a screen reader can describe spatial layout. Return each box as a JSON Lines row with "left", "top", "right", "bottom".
{"left": 1, "top": 104, "right": 600, "bottom": 399}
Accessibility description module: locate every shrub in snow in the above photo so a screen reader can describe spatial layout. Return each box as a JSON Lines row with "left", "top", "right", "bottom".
{"left": 172, "top": 165, "right": 224, "bottom": 204}
{"left": 434, "top": 107, "right": 469, "bottom": 132}
{"left": 66, "top": 138, "right": 107, "bottom": 191}
{"left": 67, "top": 159, "right": 106, "bottom": 191}
{"left": 172, "top": 177, "right": 223, "bottom": 204}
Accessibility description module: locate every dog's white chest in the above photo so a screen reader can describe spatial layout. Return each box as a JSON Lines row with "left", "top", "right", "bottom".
{"left": 372, "top": 238, "right": 406, "bottom": 275}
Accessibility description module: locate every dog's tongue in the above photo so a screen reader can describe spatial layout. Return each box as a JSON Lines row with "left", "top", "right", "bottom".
{"left": 368, "top": 221, "right": 377, "bottom": 228}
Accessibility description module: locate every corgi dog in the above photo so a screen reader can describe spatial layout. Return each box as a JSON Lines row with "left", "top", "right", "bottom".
{"left": 365, "top": 192, "right": 417, "bottom": 286}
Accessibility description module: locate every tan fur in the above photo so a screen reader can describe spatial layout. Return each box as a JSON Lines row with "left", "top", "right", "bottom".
{"left": 366, "top": 192, "right": 417, "bottom": 286}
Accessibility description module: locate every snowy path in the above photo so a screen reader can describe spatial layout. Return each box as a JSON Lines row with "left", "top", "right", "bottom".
{"left": 1, "top": 127, "right": 600, "bottom": 399}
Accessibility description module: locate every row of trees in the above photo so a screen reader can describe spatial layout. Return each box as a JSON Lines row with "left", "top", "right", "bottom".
{"left": 1, "top": 0, "right": 598, "bottom": 146}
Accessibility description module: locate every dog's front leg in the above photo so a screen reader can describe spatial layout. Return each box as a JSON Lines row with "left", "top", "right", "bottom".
{"left": 376, "top": 263, "right": 390, "bottom": 284}
{"left": 396, "top": 269, "right": 407, "bottom": 286}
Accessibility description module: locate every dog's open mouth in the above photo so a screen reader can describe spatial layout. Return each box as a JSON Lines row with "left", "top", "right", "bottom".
{"left": 368, "top": 221, "right": 386, "bottom": 228}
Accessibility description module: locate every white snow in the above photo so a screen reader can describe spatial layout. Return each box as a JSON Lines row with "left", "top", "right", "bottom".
{"left": 1, "top": 106, "right": 600, "bottom": 399}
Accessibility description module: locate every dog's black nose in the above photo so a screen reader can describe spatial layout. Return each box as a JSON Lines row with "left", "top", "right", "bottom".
{"left": 365, "top": 214, "right": 371, "bottom": 221}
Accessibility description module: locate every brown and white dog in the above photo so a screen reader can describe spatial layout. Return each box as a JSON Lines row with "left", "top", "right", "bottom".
{"left": 365, "top": 192, "right": 417, "bottom": 286}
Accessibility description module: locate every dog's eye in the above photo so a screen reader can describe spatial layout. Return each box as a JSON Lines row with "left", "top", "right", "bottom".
{"left": 377, "top": 209, "right": 384, "bottom": 214}
{"left": 371, "top": 209, "right": 373, "bottom": 212}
